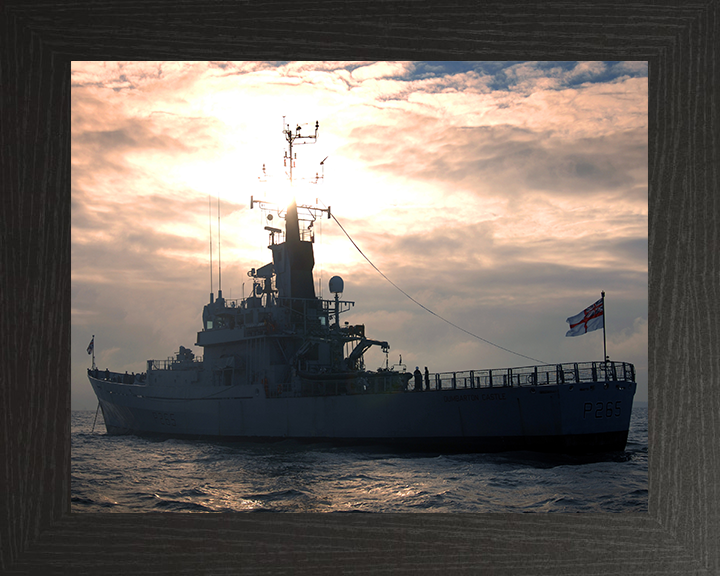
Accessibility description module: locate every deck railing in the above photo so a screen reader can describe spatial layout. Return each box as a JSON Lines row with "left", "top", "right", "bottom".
{"left": 96, "top": 360, "right": 634, "bottom": 396}
{"left": 294, "top": 361, "right": 635, "bottom": 398}
{"left": 429, "top": 361, "right": 634, "bottom": 392}
{"left": 147, "top": 356, "right": 203, "bottom": 371}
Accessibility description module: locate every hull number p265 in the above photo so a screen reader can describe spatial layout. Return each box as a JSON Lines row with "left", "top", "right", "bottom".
{"left": 584, "top": 401, "right": 621, "bottom": 419}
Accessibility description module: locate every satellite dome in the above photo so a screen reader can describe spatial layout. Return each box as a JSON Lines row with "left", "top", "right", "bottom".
{"left": 329, "top": 276, "right": 344, "bottom": 294}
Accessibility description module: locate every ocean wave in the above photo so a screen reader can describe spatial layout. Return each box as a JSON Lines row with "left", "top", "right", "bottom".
{"left": 71, "top": 409, "right": 648, "bottom": 513}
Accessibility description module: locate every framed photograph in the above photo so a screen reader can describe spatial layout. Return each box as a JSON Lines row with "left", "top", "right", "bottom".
{"left": 2, "top": 3, "right": 716, "bottom": 574}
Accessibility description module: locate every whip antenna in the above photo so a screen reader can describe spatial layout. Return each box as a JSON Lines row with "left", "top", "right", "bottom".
{"left": 217, "top": 194, "right": 222, "bottom": 297}
{"left": 208, "top": 195, "right": 213, "bottom": 301}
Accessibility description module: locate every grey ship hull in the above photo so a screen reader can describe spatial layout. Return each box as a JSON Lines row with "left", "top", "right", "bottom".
{"left": 89, "top": 374, "right": 635, "bottom": 453}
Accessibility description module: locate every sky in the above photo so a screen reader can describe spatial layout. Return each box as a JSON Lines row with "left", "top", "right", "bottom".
{"left": 71, "top": 61, "right": 648, "bottom": 410}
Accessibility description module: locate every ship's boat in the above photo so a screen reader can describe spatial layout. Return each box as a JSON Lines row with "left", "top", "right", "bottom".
{"left": 88, "top": 121, "right": 636, "bottom": 453}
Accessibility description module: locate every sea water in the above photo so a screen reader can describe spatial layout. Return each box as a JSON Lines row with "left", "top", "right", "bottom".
{"left": 71, "top": 405, "right": 647, "bottom": 513}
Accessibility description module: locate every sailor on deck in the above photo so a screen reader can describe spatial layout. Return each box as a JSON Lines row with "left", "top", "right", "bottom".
{"left": 413, "top": 367, "right": 422, "bottom": 391}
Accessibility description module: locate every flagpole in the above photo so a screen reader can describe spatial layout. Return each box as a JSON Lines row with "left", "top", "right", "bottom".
{"left": 91, "top": 334, "right": 95, "bottom": 370}
{"left": 601, "top": 291, "right": 607, "bottom": 371}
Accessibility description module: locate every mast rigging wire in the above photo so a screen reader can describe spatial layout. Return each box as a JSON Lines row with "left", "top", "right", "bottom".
{"left": 329, "top": 214, "right": 548, "bottom": 365}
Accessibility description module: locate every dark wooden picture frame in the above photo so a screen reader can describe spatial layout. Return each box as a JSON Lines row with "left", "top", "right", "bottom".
{"left": 2, "top": 2, "right": 717, "bottom": 574}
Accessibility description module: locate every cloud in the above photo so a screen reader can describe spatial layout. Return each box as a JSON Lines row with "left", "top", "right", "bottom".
{"left": 350, "top": 61, "right": 415, "bottom": 82}
{"left": 567, "top": 61, "right": 608, "bottom": 82}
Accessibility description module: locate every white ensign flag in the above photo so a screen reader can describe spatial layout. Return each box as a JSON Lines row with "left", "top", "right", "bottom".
{"left": 566, "top": 298, "right": 604, "bottom": 337}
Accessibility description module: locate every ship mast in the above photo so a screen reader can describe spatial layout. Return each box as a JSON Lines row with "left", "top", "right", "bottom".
{"left": 250, "top": 118, "right": 331, "bottom": 300}
{"left": 283, "top": 117, "right": 320, "bottom": 187}
{"left": 251, "top": 117, "right": 330, "bottom": 225}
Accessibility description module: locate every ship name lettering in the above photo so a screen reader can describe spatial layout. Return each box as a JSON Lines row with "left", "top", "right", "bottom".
{"left": 443, "top": 394, "right": 480, "bottom": 402}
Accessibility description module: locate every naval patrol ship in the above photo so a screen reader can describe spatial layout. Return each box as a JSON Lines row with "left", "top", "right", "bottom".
{"left": 88, "top": 120, "right": 637, "bottom": 453}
